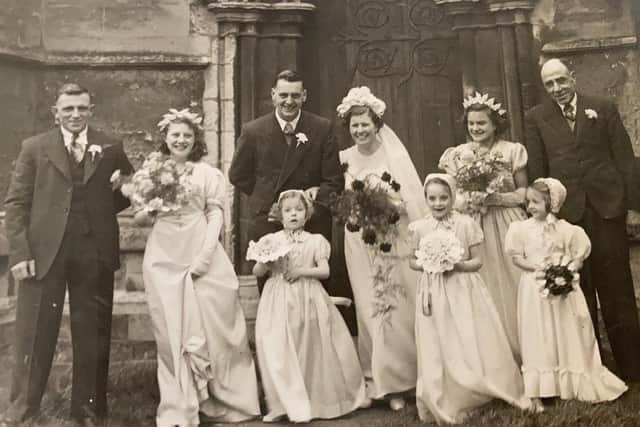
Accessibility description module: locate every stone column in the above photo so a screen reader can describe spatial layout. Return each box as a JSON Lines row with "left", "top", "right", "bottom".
{"left": 435, "top": 0, "right": 538, "bottom": 141}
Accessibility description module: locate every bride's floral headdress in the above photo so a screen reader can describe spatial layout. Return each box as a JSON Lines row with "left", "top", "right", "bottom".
{"left": 157, "top": 108, "right": 203, "bottom": 132}
{"left": 336, "top": 86, "right": 386, "bottom": 119}
{"left": 462, "top": 92, "right": 507, "bottom": 116}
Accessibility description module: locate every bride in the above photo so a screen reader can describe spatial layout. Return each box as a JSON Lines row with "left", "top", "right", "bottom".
{"left": 134, "top": 108, "right": 260, "bottom": 426}
{"left": 337, "top": 87, "right": 427, "bottom": 410}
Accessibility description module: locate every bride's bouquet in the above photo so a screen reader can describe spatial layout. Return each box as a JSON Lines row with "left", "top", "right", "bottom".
{"left": 535, "top": 253, "right": 580, "bottom": 298}
{"left": 450, "top": 147, "right": 505, "bottom": 216}
{"left": 331, "top": 168, "right": 404, "bottom": 253}
{"left": 117, "top": 151, "right": 194, "bottom": 214}
{"left": 414, "top": 229, "right": 465, "bottom": 274}
{"left": 246, "top": 233, "right": 293, "bottom": 263}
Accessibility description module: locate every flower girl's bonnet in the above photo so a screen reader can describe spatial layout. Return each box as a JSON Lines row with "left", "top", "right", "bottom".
{"left": 423, "top": 173, "right": 457, "bottom": 203}
{"left": 533, "top": 177, "right": 566, "bottom": 214}
{"left": 277, "top": 189, "right": 315, "bottom": 219}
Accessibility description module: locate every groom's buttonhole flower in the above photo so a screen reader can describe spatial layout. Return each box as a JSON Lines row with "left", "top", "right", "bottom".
{"left": 346, "top": 222, "right": 361, "bottom": 232}
{"left": 381, "top": 171, "right": 392, "bottom": 182}
{"left": 340, "top": 162, "right": 350, "bottom": 173}
{"left": 390, "top": 180, "right": 401, "bottom": 192}
{"left": 388, "top": 212, "right": 400, "bottom": 225}
{"left": 363, "top": 229, "right": 377, "bottom": 244}
{"left": 379, "top": 242, "right": 392, "bottom": 253}
{"left": 351, "top": 179, "right": 365, "bottom": 191}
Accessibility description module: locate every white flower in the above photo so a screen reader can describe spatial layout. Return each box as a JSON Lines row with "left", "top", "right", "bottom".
{"left": 110, "top": 169, "right": 121, "bottom": 183}
{"left": 585, "top": 108, "right": 598, "bottom": 120}
{"left": 554, "top": 277, "right": 566, "bottom": 286}
{"left": 295, "top": 132, "right": 308, "bottom": 148}
{"left": 159, "top": 172, "right": 175, "bottom": 185}
{"left": 157, "top": 108, "right": 203, "bottom": 131}
{"left": 336, "top": 86, "right": 386, "bottom": 119}
{"left": 88, "top": 144, "right": 102, "bottom": 161}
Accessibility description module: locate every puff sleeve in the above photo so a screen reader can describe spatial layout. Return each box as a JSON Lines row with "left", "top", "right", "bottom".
{"left": 190, "top": 165, "right": 226, "bottom": 276}
{"left": 510, "top": 142, "right": 529, "bottom": 173}
{"left": 504, "top": 221, "right": 525, "bottom": 258}
{"left": 460, "top": 214, "right": 483, "bottom": 248}
{"left": 312, "top": 234, "right": 331, "bottom": 264}
{"left": 566, "top": 223, "right": 592, "bottom": 264}
{"left": 438, "top": 146, "right": 460, "bottom": 175}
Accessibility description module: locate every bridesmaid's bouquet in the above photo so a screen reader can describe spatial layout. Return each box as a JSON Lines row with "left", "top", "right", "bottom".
{"left": 117, "top": 152, "right": 194, "bottom": 214}
{"left": 450, "top": 147, "right": 505, "bottom": 216}
{"left": 331, "top": 167, "right": 403, "bottom": 253}
{"left": 535, "top": 253, "right": 580, "bottom": 298}
{"left": 246, "top": 233, "right": 293, "bottom": 263}
{"left": 415, "top": 230, "right": 464, "bottom": 274}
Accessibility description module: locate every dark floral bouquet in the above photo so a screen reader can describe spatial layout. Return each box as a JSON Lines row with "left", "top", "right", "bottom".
{"left": 534, "top": 253, "right": 580, "bottom": 298}
{"left": 332, "top": 164, "right": 406, "bottom": 322}
{"left": 331, "top": 166, "right": 403, "bottom": 253}
{"left": 450, "top": 147, "right": 505, "bottom": 216}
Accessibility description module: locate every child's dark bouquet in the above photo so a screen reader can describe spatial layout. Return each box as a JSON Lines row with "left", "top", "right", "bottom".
{"left": 535, "top": 253, "right": 580, "bottom": 298}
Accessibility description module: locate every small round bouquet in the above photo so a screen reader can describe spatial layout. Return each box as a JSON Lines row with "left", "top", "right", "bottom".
{"left": 451, "top": 148, "right": 505, "bottom": 216}
{"left": 415, "top": 229, "right": 465, "bottom": 274}
{"left": 331, "top": 168, "right": 403, "bottom": 253}
{"left": 118, "top": 151, "right": 194, "bottom": 214}
{"left": 535, "top": 253, "right": 580, "bottom": 298}
{"left": 246, "top": 233, "right": 293, "bottom": 263}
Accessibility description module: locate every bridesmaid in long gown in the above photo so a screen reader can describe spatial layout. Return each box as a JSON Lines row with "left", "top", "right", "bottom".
{"left": 336, "top": 87, "right": 427, "bottom": 410}
{"left": 438, "top": 95, "right": 527, "bottom": 359}
{"left": 135, "top": 109, "right": 260, "bottom": 427}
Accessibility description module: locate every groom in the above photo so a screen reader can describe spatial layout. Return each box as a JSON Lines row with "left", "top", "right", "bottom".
{"left": 229, "top": 70, "right": 344, "bottom": 292}
{"left": 525, "top": 58, "right": 640, "bottom": 382}
{"left": 3, "top": 83, "right": 133, "bottom": 426}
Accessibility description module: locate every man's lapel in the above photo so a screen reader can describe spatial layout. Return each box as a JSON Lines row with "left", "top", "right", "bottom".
{"left": 83, "top": 128, "right": 104, "bottom": 183}
{"left": 275, "top": 111, "right": 313, "bottom": 192}
{"left": 541, "top": 99, "right": 575, "bottom": 143}
{"left": 44, "top": 129, "right": 71, "bottom": 182}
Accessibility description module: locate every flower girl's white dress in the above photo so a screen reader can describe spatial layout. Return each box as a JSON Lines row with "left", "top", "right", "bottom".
{"left": 409, "top": 212, "right": 530, "bottom": 424}
{"left": 505, "top": 217, "right": 627, "bottom": 401}
{"left": 255, "top": 230, "right": 367, "bottom": 422}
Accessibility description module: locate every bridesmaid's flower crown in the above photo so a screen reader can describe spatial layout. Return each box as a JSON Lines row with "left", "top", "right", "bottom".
{"left": 157, "top": 108, "right": 203, "bottom": 132}
{"left": 336, "top": 86, "right": 386, "bottom": 119}
{"left": 463, "top": 92, "right": 507, "bottom": 116}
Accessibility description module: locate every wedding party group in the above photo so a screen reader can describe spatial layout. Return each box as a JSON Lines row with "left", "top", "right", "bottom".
{"left": 3, "top": 56, "right": 640, "bottom": 427}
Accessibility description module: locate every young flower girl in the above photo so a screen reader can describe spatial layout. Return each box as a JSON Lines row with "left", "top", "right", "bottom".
{"left": 251, "top": 190, "right": 367, "bottom": 423}
{"left": 505, "top": 178, "right": 627, "bottom": 412}
{"left": 409, "top": 174, "right": 530, "bottom": 425}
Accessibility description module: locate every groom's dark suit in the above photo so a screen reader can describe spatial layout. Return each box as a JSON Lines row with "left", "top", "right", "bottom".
{"left": 525, "top": 93, "right": 640, "bottom": 381}
{"left": 4, "top": 127, "right": 133, "bottom": 420}
{"left": 229, "top": 111, "right": 344, "bottom": 291}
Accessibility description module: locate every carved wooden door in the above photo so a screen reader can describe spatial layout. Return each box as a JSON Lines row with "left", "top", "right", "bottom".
{"left": 302, "top": 0, "right": 464, "bottom": 175}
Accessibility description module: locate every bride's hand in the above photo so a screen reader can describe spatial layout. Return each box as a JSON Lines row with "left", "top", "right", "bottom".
{"left": 133, "top": 210, "right": 155, "bottom": 227}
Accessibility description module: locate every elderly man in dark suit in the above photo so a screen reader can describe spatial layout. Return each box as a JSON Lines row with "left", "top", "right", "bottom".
{"left": 525, "top": 58, "right": 640, "bottom": 382}
{"left": 2, "top": 83, "right": 133, "bottom": 426}
{"left": 229, "top": 70, "right": 344, "bottom": 293}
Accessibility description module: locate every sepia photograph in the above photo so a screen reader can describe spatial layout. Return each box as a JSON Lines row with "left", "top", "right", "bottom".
{"left": 1, "top": 1, "right": 640, "bottom": 426}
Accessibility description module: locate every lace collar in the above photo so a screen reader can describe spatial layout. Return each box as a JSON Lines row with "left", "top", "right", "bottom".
{"left": 425, "top": 211, "right": 457, "bottom": 231}
{"left": 281, "top": 229, "right": 309, "bottom": 244}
